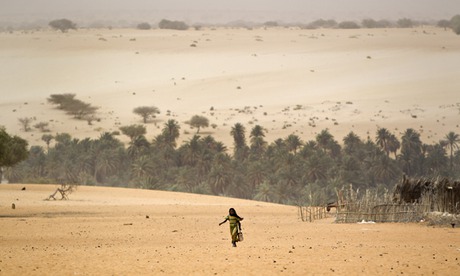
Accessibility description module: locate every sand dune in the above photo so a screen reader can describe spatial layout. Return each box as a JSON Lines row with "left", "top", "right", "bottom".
{"left": 1, "top": 184, "right": 459, "bottom": 275}
{"left": 1, "top": 27, "right": 459, "bottom": 148}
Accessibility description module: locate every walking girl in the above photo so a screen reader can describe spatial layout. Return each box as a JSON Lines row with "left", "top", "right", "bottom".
{"left": 219, "top": 208, "right": 244, "bottom": 247}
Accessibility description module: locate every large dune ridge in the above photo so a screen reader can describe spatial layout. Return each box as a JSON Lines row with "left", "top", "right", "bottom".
{"left": 1, "top": 184, "right": 459, "bottom": 275}
{"left": 1, "top": 27, "right": 459, "bottom": 149}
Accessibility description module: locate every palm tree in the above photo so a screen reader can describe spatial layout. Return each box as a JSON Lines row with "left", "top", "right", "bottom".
{"left": 250, "top": 125, "right": 265, "bottom": 139}
{"left": 93, "top": 149, "right": 119, "bottom": 183}
{"left": 387, "top": 134, "right": 400, "bottom": 159}
{"left": 443, "top": 131, "right": 460, "bottom": 172}
{"left": 343, "top": 131, "right": 362, "bottom": 155}
{"left": 316, "top": 129, "right": 333, "bottom": 152}
{"left": 247, "top": 161, "right": 268, "bottom": 191}
{"left": 376, "top": 128, "right": 391, "bottom": 156}
{"left": 162, "top": 119, "right": 181, "bottom": 149}
{"left": 127, "top": 135, "right": 150, "bottom": 158}
{"left": 303, "top": 152, "right": 330, "bottom": 182}
{"left": 298, "top": 140, "right": 317, "bottom": 160}
{"left": 371, "top": 155, "right": 401, "bottom": 185}
{"left": 231, "top": 123, "right": 246, "bottom": 149}
{"left": 285, "top": 134, "right": 302, "bottom": 155}
{"left": 401, "top": 128, "right": 422, "bottom": 156}
{"left": 230, "top": 123, "right": 248, "bottom": 161}
{"left": 425, "top": 143, "right": 448, "bottom": 176}
{"left": 253, "top": 181, "right": 273, "bottom": 202}
{"left": 180, "top": 135, "right": 202, "bottom": 166}
{"left": 249, "top": 125, "right": 267, "bottom": 157}
{"left": 316, "top": 129, "right": 341, "bottom": 159}
{"left": 131, "top": 155, "right": 154, "bottom": 180}
{"left": 399, "top": 128, "right": 423, "bottom": 176}
{"left": 208, "top": 162, "right": 233, "bottom": 195}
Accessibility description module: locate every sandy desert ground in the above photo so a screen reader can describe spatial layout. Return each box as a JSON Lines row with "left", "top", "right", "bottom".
{"left": 1, "top": 27, "right": 460, "bottom": 148}
{"left": 0, "top": 184, "right": 459, "bottom": 275}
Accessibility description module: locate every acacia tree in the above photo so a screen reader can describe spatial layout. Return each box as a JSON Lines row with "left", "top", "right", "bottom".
{"left": 133, "top": 106, "right": 160, "bottom": 123}
{"left": 41, "top": 134, "right": 54, "bottom": 152}
{"left": 187, "top": 115, "right": 209, "bottom": 134}
{"left": 49, "top": 19, "right": 77, "bottom": 32}
{"left": 47, "top": 94, "right": 98, "bottom": 121}
{"left": 119, "top": 124, "right": 146, "bottom": 142}
{"left": 48, "top": 93, "right": 76, "bottom": 109}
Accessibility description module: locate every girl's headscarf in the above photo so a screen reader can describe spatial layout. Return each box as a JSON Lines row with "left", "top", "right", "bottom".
{"left": 229, "top": 208, "right": 242, "bottom": 219}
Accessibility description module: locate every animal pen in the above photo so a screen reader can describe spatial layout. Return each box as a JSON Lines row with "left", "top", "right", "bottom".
{"left": 301, "top": 177, "right": 460, "bottom": 224}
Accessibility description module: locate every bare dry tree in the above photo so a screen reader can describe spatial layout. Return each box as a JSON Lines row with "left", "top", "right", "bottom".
{"left": 46, "top": 184, "right": 76, "bottom": 200}
{"left": 18, "top": 117, "right": 34, "bottom": 132}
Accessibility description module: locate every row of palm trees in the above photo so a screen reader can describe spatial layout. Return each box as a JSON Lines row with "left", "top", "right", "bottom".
{"left": 7, "top": 120, "right": 460, "bottom": 205}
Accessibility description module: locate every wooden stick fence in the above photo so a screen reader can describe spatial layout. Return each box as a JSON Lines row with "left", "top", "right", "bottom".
{"left": 335, "top": 203, "right": 430, "bottom": 223}
{"left": 298, "top": 206, "right": 331, "bottom": 222}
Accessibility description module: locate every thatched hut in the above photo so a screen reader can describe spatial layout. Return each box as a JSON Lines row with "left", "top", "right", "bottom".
{"left": 393, "top": 176, "right": 460, "bottom": 214}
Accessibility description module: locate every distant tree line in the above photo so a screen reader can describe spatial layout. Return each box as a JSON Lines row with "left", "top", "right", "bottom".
{"left": 5, "top": 119, "right": 460, "bottom": 206}
{"left": 3, "top": 15, "right": 459, "bottom": 34}
{"left": 303, "top": 15, "right": 460, "bottom": 32}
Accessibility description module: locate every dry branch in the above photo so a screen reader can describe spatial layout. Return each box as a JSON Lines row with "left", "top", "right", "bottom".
{"left": 46, "top": 184, "right": 76, "bottom": 200}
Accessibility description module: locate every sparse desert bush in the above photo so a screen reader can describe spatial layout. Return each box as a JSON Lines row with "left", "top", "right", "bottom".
{"left": 361, "top": 19, "right": 391, "bottom": 28}
{"left": 361, "top": 19, "right": 379, "bottom": 28}
{"left": 338, "top": 21, "right": 360, "bottom": 29}
{"left": 18, "top": 117, "right": 33, "bottom": 132}
{"left": 158, "top": 19, "right": 188, "bottom": 30}
{"left": 437, "top": 19, "right": 451, "bottom": 30}
{"left": 397, "top": 18, "right": 416, "bottom": 28}
{"left": 49, "top": 19, "right": 77, "bottom": 33}
{"left": 137, "top": 22, "right": 151, "bottom": 30}
{"left": 264, "top": 21, "right": 279, "bottom": 27}
{"left": 376, "top": 20, "right": 392, "bottom": 28}
{"left": 34, "top": 122, "right": 50, "bottom": 132}
{"left": 305, "top": 19, "right": 337, "bottom": 29}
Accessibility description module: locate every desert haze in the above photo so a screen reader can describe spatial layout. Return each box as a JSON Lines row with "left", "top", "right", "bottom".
{"left": 0, "top": 26, "right": 459, "bottom": 147}
{"left": 2, "top": 0, "right": 460, "bottom": 24}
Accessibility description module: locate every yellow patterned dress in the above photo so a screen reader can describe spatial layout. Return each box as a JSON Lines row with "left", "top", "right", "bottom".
{"left": 225, "top": 215, "right": 242, "bottom": 243}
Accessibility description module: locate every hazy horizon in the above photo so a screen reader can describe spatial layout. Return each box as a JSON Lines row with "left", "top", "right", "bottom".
{"left": 1, "top": 0, "right": 459, "bottom": 26}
